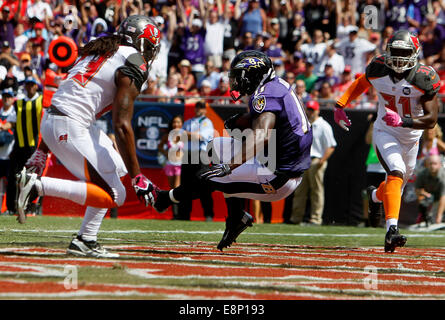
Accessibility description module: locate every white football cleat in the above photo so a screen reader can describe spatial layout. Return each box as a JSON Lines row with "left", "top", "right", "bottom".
{"left": 16, "top": 167, "right": 40, "bottom": 224}
{"left": 67, "top": 235, "right": 120, "bottom": 258}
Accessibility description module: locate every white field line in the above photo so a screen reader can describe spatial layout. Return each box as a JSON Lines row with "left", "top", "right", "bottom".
{"left": 0, "top": 279, "right": 326, "bottom": 300}
{"left": 225, "top": 280, "right": 445, "bottom": 299}
{"left": 3, "top": 228, "right": 445, "bottom": 238}
{"left": 3, "top": 254, "right": 443, "bottom": 282}
{"left": 2, "top": 246, "right": 445, "bottom": 273}
{"left": 0, "top": 262, "right": 67, "bottom": 277}
{"left": 0, "top": 290, "right": 212, "bottom": 300}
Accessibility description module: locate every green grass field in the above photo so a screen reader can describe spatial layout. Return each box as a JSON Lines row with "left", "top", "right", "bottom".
{"left": 1, "top": 215, "right": 445, "bottom": 249}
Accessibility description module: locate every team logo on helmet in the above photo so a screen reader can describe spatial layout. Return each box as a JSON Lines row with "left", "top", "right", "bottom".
{"left": 235, "top": 57, "right": 266, "bottom": 70}
{"left": 138, "top": 24, "right": 160, "bottom": 46}
{"left": 252, "top": 95, "right": 266, "bottom": 113}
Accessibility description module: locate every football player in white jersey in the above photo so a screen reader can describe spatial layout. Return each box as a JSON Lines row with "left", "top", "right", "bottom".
{"left": 16, "top": 15, "right": 161, "bottom": 258}
{"left": 334, "top": 30, "right": 441, "bottom": 253}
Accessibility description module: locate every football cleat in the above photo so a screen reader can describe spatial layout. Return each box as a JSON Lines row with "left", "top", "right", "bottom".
{"left": 16, "top": 167, "right": 40, "bottom": 224}
{"left": 217, "top": 211, "right": 253, "bottom": 251}
{"left": 67, "top": 235, "right": 120, "bottom": 258}
{"left": 384, "top": 225, "right": 407, "bottom": 253}
{"left": 152, "top": 189, "right": 173, "bottom": 213}
{"left": 367, "top": 185, "right": 383, "bottom": 228}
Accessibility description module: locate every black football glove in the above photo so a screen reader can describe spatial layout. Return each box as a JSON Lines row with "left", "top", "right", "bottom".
{"left": 198, "top": 164, "right": 232, "bottom": 180}
{"left": 224, "top": 113, "right": 243, "bottom": 130}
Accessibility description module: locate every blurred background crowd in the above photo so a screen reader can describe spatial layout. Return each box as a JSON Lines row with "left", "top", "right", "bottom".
{"left": 1, "top": 0, "right": 445, "bottom": 107}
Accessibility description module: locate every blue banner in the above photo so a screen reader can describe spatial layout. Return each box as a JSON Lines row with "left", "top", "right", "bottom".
{"left": 132, "top": 101, "right": 184, "bottom": 168}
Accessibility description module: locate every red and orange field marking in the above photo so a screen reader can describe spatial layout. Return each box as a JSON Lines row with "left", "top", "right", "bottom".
{"left": 1, "top": 242, "right": 445, "bottom": 299}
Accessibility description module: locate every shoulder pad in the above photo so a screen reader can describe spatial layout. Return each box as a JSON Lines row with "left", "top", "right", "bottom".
{"left": 116, "top": 53, "right": 148, "bottom": 92}
{"left": 365, "top": 55, "right": 390, "bottom": 80}
{"left": 408, "top": 64, "right": 441, "bottom": 98}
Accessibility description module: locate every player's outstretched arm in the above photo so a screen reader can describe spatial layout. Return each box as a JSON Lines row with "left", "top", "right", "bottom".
{"left": 413, "top": 95, "right": 439, "bottom": 129}
{"left": 383, "top": 95, "right": 439, "bottom": 129}
{"left": 113, "top": 71, "right": 141, "bottom": 178}
{"left": 334, "top": 74, "right": 372, "bottom": 131}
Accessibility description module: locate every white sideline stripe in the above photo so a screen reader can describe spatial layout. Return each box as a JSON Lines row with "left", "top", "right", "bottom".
{"left": 4, "top": 228, "right": 445, "bottom": 238}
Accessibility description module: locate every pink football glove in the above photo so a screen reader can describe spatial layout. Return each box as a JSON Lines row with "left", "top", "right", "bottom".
{"left": 382, "top": 108, "right": 403, "bottom": 127}
{"left": 334, "top": 106, "right": 351, "bottom": 131}
{"left": 25, "top": 148, "right": 48, "bottom": 176}
{"left": 132, "top": 173, "right": 158, "bottom": 207}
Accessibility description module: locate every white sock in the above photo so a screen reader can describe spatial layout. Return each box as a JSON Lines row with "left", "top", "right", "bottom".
{"left": 78, "top": 207, "right": 108, "bottom": 242}
{"left": 169, "top": 189, "right": 179, "bottom": 203}
{"left": 371, "top": 190, "right": 382, "bottom": 203}
{"left": 41, "top": 177, "right": 87, "bottom": 205}
{"left": 386, "top": 218, "right": 398, "bottom": 231}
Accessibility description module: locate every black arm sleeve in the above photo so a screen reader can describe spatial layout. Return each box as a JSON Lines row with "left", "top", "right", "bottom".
{"left": 116, "top": 53, "right": 148, "bottom": 92}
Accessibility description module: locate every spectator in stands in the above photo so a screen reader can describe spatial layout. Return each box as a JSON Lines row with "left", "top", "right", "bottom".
{"left": 295, "top": 79, "right": 311, "bottom": 104}
{"left": 336, "top": 11, "right": 355, "bottom": 42}
{"left": 199, "top": 79, "right": 213, "bottom": 102}
{"left": 222, "top": 0, "right": 241, "bottom": 61}
{"left": 200, "top": 60, "right": 222, "bottom": 90}
{"left": 0, "top": 41, "right": 19, "bottom": 69}
{"left": 303, "top": 0, "right": 325, "bottom": 36}
{"left": 26, "top": 0, "right": 53, "bottom": 22}
{"left": 290, "top": 51, "right": 306, "bottom": 76}
{"left": 285, "top": 71, "right": 296, "bottom": 90}
{"left": 415, "top": 154, "right": 445, "bottom": 225}
{"left": 239, "top": 0, "right": 266, "bottom": 38}
{"left": 333, "top": 65, "right": 353, "bottom": 98}
{"left": 270, "top": 0, "right": 292, "bottom": 46}
{"left": 178, "top": 0, "right": 207, "bottom": 84}
{"left": 319, "top": 43, "right": 345, "bottom": 78}
{"left": 369, "top": 32, "right": 382, "bottom": 55}
{"left": 335, "top": 27, "right": 376, "bottom": 77}
{"left": 0, "top": 77, "right": 42, "bottom": 217}
{"left": 313, "top": 64, "right": 339, "bottom": 93}
{"left": 158, "top": 115, "right": 185, "bottom": 219}
{"left": 296, "top": 61, "right": 318, "bottom": 93}
{"left": 316, "top": 82, "right": 335, "bottom": 102}
{"left": 14, "top": 23, "right": 28, "bottom": 54}
{"left": 12, "top": 53, "right": 32, "bottom": 84}
{"left": 0, "top": 88, "right": 15, "bottom": 215}
{"left": 0, "top": 1, "right": 22, "bottom": 52}
{"left": 141, "top": 75, "right": 161, "bottom": 102}
{"left": 179, "top": 101, "right": 215, "bottom": 221}
{"left": 285, "top": 12, "right": 306, "bottom": 53}
{"left": 356, "top": 85, "right": 379, "bottom": 109}
{"left": 385, "top": 0, "right": 417, "bottom": 32}
{"left": 204, "top": 0, "right": 225, "bottom": 70}
{"left": 150, "top": 12, "right": 176, "bottom": 85}
{"left": 220, "top": 53, "right": 232, "bottom": 78}
{"left": 299, "top": 29, "right": 327, "bottom": 76}
{"left": 290, "top": 100, "right": 336, "bottom": 225}
{"left": 159, "top": 73, "right": 180, "bottom": 103}
{"left": 418, "top": 124, "right": 445, "bottom": 165}
{"left": 263, "top": 32, "right": 285, "bottom": 65}
{"left": 273, "top": 59, "right": 286, "bottom": 78}
{"left": 210, "top": 75, "right": 231, "bottom": 104}
{"left": 178, "top": 59, "right": 196, "bottom": 92}
{"left": 380, "top": 25, "right": 394, "bottom": 53}
{"left": 30, "top": 38, "right": 45, "bottom": 78}
{"left": 420, "top": 14, "right": 445, "bottom": 62}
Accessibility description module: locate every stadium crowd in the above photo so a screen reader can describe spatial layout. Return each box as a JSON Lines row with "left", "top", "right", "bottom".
{"left": 1, "top": 0, "right": 445, "bottom": 225}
